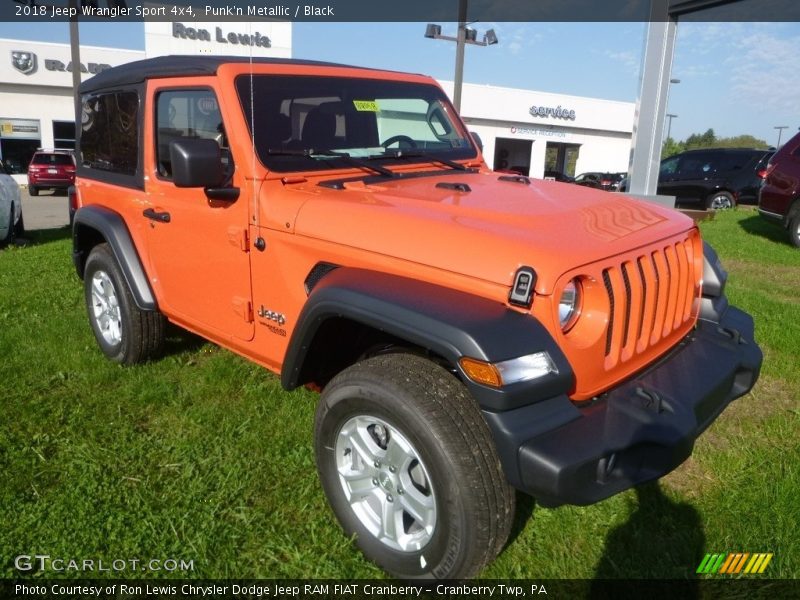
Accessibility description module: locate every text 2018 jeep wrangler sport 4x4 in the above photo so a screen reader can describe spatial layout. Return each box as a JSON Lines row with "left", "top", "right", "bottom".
{"left": 71, "top": 56, "right": 762, "bottom": 579}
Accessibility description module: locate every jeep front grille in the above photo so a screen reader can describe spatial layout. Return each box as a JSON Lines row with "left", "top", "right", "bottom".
{"left": 600, "top": 236, "right": 697, "bottom": 370}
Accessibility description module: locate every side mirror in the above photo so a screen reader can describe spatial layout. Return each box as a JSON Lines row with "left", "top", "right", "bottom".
{"left": 169, "top": 138, "right": 225, "bottom": 188}
{"left": 470, "top": 131, "right": 483, "bottom": 152}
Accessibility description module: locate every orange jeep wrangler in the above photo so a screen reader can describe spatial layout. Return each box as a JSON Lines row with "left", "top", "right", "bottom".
{"left": 71, "top": 56, "right": 762, "bottom": 579}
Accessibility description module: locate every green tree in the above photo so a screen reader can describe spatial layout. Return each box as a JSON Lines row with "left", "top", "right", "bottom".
{"left": 661, "top": 130, "right": 770, "bottom": 159}
{"left": 714, "top": 134, "right": 770, "bottom": 149}
{"left": 661, "top": 137, "right": 685, "bottom": 159}
{"left": 684, "top": 128, "right": 717, "bottom": 150}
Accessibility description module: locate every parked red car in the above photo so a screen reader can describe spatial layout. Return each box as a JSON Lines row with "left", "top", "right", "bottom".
{"left": 758, "top": 132, "right": 800, "bottom": 247}
{"left": 27, "top": 149, "right": 76, "bottom": 196}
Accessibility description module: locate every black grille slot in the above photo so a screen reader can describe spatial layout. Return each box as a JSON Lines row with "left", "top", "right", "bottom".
{"left": 650, "top": 253, "right": 661, "bottom": 336}
{"left": 621, "top": 264, "right": 632, "bottom": 348}
{"left": 603, "top": 269, "right": 614, "bottom": 357}
{"left": 636, "top": 258, "right": 648, "bottom": 340}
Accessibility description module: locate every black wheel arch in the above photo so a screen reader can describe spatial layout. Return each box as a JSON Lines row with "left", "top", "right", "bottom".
{"left": 281, "top": 267, "right": 575, "bottom": 412}
{"left": 72, "top": 205, "right": 158, "bottom": 311}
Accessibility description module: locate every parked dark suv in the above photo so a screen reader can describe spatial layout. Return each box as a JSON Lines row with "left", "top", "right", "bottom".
{"left": 574, "top": 172, "right": 625, "bottom": 191}
{"left": 27, "top": 149, "right": 76, "bottom": 196}
{"left": 658, "top": 148, "right": 774, "bottom": 209}
{"left": 758, "top": 131, "right": 800, "bottom": 247}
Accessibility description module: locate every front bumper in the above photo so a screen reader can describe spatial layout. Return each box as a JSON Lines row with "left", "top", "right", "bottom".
{"left": 482, "top": 305, "right": 762, "bottom": 507}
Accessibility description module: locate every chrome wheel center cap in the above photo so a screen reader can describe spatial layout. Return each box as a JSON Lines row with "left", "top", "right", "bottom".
{"left": 379, "top": 472, "right": 393, "bottom": 491}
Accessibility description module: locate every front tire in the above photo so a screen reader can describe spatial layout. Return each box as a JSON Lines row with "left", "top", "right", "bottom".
{"left": 13, "top": 211, "right": 24, "bottom": 238}
{"left": 314, "top": 353, "right": 515, "bottom": 579}
{"left": 28, "top": 185, "right": 38, "bottom": 196}
{"left": 83, "top": 243, "right": 165, "bottom": 365}
{"left": 0, "top": 204, "right": 13, "bottom": 248}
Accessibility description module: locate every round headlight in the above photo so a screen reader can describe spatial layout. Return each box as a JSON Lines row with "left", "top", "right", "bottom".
{"left": 558, "top": 278, "right": 581, "bottom": 331}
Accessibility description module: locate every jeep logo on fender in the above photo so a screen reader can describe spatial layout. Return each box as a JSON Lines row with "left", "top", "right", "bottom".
{"left": 257, "top": 306, "right": 286, "bottom": 326}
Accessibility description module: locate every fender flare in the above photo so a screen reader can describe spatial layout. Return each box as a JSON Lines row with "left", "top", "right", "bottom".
{"left": 72, "top": 205, "right": 157, "bottom": 311}
{"left": 281, "top": 267, "right": 574, "bottom": 411}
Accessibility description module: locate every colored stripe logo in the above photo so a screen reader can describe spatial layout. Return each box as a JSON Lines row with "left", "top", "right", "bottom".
{"left": 696, "top": 553, "right": 773, "bottom": 574}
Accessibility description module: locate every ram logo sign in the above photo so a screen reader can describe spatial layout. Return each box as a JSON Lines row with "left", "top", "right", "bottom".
{"left": 11, "top": 50, "right": 36, "bottom": 75}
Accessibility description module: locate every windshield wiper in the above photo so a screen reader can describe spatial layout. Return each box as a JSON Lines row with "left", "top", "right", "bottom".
{"left": 370, "top": 149, "right": 469, "bottom": 171}
{"left": 266, "top": 148, "right": 396, "bottom": 178}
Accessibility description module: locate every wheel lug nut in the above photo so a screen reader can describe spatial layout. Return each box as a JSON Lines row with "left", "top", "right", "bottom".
{"left": 389, "top": 466, "right": 396, "bottom": 473}
{"left": 397, "top": 487, "right": 404, "bottom": 495}
{"left": 372, "top": 478, "right": 378, "bottom": 486}
{"left": 386, "top": 494, "right": 393, "bottom": 503}
{"left": 374, "top": 461, "right": 381, "bottom": 468}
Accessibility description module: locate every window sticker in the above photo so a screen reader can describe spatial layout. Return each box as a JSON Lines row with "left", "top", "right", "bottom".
{"left": 197, "top": 97, "right": 219, "bottom": 115}
{"left": 353, "top": 100, "right": 379, "bottom": 112}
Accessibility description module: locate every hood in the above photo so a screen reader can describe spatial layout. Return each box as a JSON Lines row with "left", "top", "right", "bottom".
{"left": 291, "top": 170, "right": 694, "bottom": 295}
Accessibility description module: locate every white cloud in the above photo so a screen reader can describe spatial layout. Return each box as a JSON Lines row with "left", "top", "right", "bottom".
{"left": 727, "top": 29, "right": 800, "bottom": 114}
{"left": 489, "top": 23, "right": 544, "bottom": 56}
{"left": 605, "top": 50, "right": 640, "bottom": 76}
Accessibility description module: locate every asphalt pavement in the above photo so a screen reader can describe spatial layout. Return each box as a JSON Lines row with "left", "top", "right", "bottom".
{"left": 19, "top": 187, "right": 71, "bottom": 231}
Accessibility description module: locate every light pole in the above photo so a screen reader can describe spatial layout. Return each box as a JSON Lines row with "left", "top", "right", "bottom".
{"left": 663, "top": 78, "right": 680, "bottom": 142}
{"left": 424, "top": 0, "right": 498, "bottom": 112}
{"left": 774, "top": 126, "right": 789, "bottom": 148}
{"left": 69, "top": 0, "right": 82, "bottom": 136}
{"left": 665, "top": 113, "right": 678, "bottom": 142}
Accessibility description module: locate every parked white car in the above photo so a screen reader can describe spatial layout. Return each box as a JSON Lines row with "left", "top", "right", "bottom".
{"left": 1, "top": 161, "right": 24, "bottom": 247}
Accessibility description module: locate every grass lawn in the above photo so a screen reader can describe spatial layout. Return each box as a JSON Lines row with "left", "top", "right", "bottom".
{"left": 0, "top": 209, "right": 797, "bottom": 580}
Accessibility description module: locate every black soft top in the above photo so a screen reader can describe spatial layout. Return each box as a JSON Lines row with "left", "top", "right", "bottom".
{"left": 79, "top": 55, "right": 381, "bottom": 94}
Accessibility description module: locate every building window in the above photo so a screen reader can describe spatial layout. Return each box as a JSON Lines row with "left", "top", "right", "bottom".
{"left": 53, "top": 120, "right": 76, "bottom": 150}
{"left": 0, "top": 118, "right": 41, "bottom": 174}
{"left": 80, "top": 91, "right": 139, "bottom": 175}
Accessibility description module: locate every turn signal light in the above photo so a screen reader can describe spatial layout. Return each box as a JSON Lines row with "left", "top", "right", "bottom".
{"left": 459, "top": 358, "right": 502, "bottom": 387}
{"left": 460, "top": 352, "right": 557, "bottom": 388}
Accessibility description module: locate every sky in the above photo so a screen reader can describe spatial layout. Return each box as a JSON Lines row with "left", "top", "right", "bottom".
{"left": 0, "top": 20, "right": 798, "bottom": 146}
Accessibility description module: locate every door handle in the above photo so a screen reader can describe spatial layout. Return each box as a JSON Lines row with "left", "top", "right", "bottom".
{"left": 143, "top": 208, "right": 171, "bottom": 223}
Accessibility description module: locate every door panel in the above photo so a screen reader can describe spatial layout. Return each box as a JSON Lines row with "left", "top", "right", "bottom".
{"left": 143, "top": 84, "right": 254, "bottom": 341}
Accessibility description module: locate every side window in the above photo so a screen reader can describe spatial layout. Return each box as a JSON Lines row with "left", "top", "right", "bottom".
{"left": 156, "top": 89, "right": 230, "bottom": 179}
{"left": 678, "top": 154, "right": 715, "bottom": 178}
{"left": 80, "top": 91, "right": 139, "bottom": 175}
{"left": 660, "top": 156, "right": 680, "bottom": 176}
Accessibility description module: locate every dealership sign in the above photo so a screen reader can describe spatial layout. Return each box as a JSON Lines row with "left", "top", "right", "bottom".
{"left": 9, "top": 50, "right": 110, "bottom": 76}
{"left": 510, "top": 126, "right": 566, "bottom": 139}
{"left": 529, "top": 105, "right": 576, "bottom": 120}
{"left": 0, "top": 118, "right": 40, "bottom": 139}
{"left": 172, "top": 22, "right": 272, "bottom": 48}
{"left": 11, "top": 50, "right": 36, "bottom": 75}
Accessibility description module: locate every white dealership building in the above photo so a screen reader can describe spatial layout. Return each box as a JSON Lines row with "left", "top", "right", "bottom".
{"left": 0, "top": 21, "right": 634, "bottom": 183}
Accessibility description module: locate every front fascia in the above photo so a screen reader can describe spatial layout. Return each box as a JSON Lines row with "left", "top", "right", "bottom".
{"left": 510, "top": 304, "right": 762, "bottom": 505}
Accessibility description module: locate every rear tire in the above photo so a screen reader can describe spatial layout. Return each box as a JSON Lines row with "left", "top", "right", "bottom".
{"left": 789, "top": 212, "right": 800, "bottom": 248}
{"left": 84, "top": 243, "right": 166, "bottom": 364}
{"left": 314, "top": 353, "right": 515, "bottom": 579}
{"left": 706, "top": 190, "right": 735, "bottom": 210}
{"left": 28, "top": 186, "right": 38, "bottom": 196}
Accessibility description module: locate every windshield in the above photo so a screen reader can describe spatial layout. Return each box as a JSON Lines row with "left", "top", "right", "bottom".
{"left": 236, "top": 75, "right": 477, "bottom": 173}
